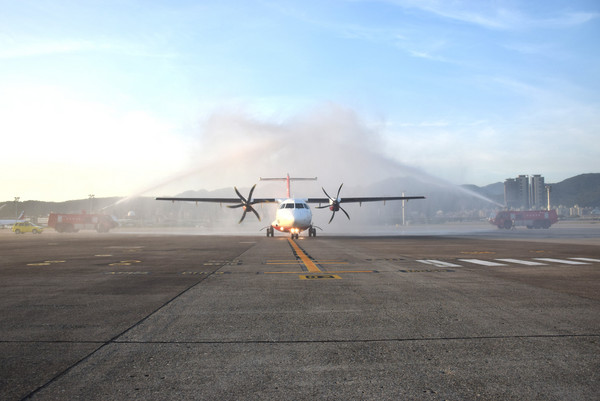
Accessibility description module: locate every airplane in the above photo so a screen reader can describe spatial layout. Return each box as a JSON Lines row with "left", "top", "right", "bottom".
{"left": 156, "top": 174, "right": 425, "bottom": 239}
{"left": 0, "top": 211, "right": 26, "bottom": 228}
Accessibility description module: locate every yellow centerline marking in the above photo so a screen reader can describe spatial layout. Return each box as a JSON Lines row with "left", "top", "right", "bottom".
{"left": 264, "top": 270, "right": 375, "bottom": 274}
{"left": 267, "top": 261, "right": 348, "bottom": 265}
{"left": 287, "top": 239, "right": 322, "bottom": 273}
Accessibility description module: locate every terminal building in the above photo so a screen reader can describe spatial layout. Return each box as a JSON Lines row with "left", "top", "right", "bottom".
{"left": 504, "top": 174, "right": 546, "bottom": 209}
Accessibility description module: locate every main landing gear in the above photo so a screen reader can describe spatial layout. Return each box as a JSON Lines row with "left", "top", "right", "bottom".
{"left": 308, "top": 226, "right": 317, "bottom": 237}
{"left": 266, "top": 226, "right": 275, "bottom": 237}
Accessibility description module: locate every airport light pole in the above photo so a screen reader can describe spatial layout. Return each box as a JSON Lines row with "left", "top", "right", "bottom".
{"left": 545, "top": 185, "right": 551, "bottom": 211}
{"left": 402, "top": 192, "right": 405, "bottom": 226}
{"left": 88, "top": 194, "right": 95, "bottom": 213}
{"left": 14, "top": 196, "right": 20, "bottom": 220}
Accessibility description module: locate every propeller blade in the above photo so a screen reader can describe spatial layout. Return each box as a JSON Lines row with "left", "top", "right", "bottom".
{"left": 247, "top": 184, "right": 256, "bottom": 202}
{"left": 321, "top": 183, "right": 350, "bottom": 223}
{"left": 232, "top": 184, "right": 261, "bottom": 222}
{"left": 250, "top": 207, "right": 261, "bottom": 221}
{"left": 340, "top": 206, "right": 350, "bottom": 220}
{"left": 238, "top": 210, "right": 248, "bottom": 224}
{"left": 234, "top": 186, "right": 247, "bottom": 203}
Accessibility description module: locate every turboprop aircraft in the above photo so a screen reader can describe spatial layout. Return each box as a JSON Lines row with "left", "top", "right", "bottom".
{"left": 156, "top": 174, "right": 425, "bottom": 239}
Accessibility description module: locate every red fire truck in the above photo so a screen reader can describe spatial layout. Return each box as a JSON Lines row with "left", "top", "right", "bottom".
{"left": 48, "top": 212, "right": 118, "bottom": 233}
{"left": 489, "top": 210, "right": 558, "bottom": 229}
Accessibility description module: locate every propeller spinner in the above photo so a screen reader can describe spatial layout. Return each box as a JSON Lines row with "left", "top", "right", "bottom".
{"left": 317, "top": 183, "right": 350, "bottom": 223}
{"left": 227, "top": 184, "right": 261, "bottom": 223}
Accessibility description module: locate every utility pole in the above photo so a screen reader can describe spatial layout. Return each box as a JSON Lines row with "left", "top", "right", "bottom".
{"left": 88, "top": 194, "right": 95, "bottom": 213}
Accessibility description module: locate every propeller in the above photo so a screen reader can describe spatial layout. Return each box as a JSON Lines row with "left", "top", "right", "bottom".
{"left": 227, "top": 184, "right": 261, "bottom": 223}
{"left": 316, "top": 183, "right": 350, "bottom": 223}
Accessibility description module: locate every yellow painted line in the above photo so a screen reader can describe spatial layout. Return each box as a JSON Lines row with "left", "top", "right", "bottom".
{"left": 264, "top": 270, "right": 375, "bottom": 274}
{"left": 314, "top": 261, "right": 348, "bottom": 265}
{"left": 288, "top": 239, "right": 321, "bottom": 273}
{"left": 325, "top": 270, "right": 375, "bottom": 274}
{"left": 267, "top": 260, "right": 347, "bottom": 265}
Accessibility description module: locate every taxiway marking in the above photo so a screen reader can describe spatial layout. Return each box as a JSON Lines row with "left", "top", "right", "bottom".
{"left": 287, "top": 239, "right": 322, "bottom": 273}
{"left": 416, "top": 260, "right": 462, "bottom": 268}
{"left": 299, "top": 274, "right": 341, "bottom": 280}
{"left": 495, "top": 259, "right": 547, "bottom": 266}
{"left": 267, "top": 260, "right": 347, "bottom": 265}
{"left": 459, "top": 259, "right": 507, "bottom": 266}
{"left": 534, "top": 258, "right": 589, "bottom": 265}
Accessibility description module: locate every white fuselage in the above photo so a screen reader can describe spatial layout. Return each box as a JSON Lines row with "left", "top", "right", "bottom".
{"left": 271, "top": 199, "right": 312, "bottom": 234}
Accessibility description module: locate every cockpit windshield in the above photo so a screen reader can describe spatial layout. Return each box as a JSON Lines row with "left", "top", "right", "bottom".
{"left": 279, "top": 202, "right": 308, "bottom": 209}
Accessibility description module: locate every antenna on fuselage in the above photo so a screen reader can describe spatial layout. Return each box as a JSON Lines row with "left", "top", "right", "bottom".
{"left": 259, "top": 173, "right": 317, "bottom": 198}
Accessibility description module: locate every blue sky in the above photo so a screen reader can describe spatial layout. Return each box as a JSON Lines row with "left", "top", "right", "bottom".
{"left": 1, "top": 0, "right": 599, "bottom": 201}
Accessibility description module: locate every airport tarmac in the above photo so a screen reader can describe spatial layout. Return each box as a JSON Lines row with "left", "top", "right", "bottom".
{"left": 1, "top": 225, "right": 599, "bottom": 400}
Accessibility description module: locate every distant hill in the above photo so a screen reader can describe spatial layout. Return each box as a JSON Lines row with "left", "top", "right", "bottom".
{"left": 549, "top": 173, "right": 600, "bottom": 207}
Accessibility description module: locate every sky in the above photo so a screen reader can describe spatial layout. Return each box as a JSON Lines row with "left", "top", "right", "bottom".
{"left": 1, "top": 0, "right": 599, "bottom": 201}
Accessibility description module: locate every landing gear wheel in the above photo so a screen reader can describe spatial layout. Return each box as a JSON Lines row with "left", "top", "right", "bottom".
{"left": 308, "top": 227, "right": 317, "bottom": 237}
{"left": 266, "top": 227, "right": 274, "bottom": 237}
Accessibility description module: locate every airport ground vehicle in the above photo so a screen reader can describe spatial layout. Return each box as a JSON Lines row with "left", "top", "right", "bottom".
{"left": 12, "top": 221, "right": 44, "bottom": 234}
{"left": 489, "top": 210, "right": 558, "bottom": 229}
{"left": 48, "top": 213, "right": 118, "bottom": 233}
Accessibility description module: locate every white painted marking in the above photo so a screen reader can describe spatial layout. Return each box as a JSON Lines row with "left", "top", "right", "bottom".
{"left": 495, "top": 259, "right": 547, "bottom": 266}
{"left": 416, "top": 260, "right": 462, "bottom": 268}
{"left": 459, "top": 259, "right": 507, "bottom": 266}
{"left": 534, "top": 258, "right": 589, "bottom": 265}
{"left": 569, "top": 258, "right": 600, "bottom": 263}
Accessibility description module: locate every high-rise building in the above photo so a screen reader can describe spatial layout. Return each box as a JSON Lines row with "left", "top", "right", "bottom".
{"left": 504, "top": 178, "right": 519, "bottom": 208}
{"left": 516, "top": 175, "right": 530, "bottom": 209}
{"left": 504, "top": 174, "right": 546, "bottom": 209}
{"left": 530, "top": 174, "right": 545, "bottom": 209}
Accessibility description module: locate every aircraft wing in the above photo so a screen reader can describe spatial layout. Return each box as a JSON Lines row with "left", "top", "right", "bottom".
{"left": 306, "top": 196, "right": 425, "bottom": 205}
{"left": 155, "top": 197, "right": 279, "bottom": 204}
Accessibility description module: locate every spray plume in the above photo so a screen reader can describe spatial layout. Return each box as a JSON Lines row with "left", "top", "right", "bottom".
{"left": 125, "top": 103, "right": 501, "bottom": 208}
